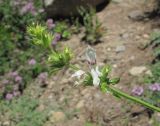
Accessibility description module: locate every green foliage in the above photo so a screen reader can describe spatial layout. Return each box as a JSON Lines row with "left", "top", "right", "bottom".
{"left": 78, "top": 6, "right": 105, "bottom": 44}
{"left": 27, "top": 24, "right": 73, "bottom": 73}
{"left": 145, "top": 31, "right": 160, "bottom": 83}
{"left": 0, "top": 96, "right": 47, "bottom": 126}
{"left": 27, "top": 24, "right": 53, "bottom": 48}
{"left": 83, "top": 72, "right": 93, "bottom": 86}
{"left": 83, "top": 65, "right": 120, "bottom": 92}
{"left": 54, "top": 21, "right": 71, "bottom": 39}
{"left": 0, "top": 0, "right": 48, "bottom": 99}
{"left": 151, "top": 62, "right": 160, "bottom": 83}
{"left": 48, "top": 47, "right": 73, "bottom": 73}
{"left": 150, "top": 31, "right": 160, "bottom": 60}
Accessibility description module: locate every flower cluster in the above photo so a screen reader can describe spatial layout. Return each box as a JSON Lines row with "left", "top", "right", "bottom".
{"left": 132, "top": 86, "right": 144, "bottom": 96}
{"left": 46, "top": 19, "right": 55, "bottom": 30}
{"left": 71, "top": 46, "right": 119, "bottom": 91}
{"left": 38, "top": 72, "right": 48, "bottom": 83}
{"left": 21, "top": 2, "right": 37, "bottom": 15}
{"left": 28, "top": 58, "right": 36, "bottom": 65}
{"left": 1, "top": 71, "right": 23, "bottom": 100}
{"left": 149, "top": 83, "right": 160, "bottom": 91}
{"left": 132, "top": 83, "right": 160, "bottom": 96}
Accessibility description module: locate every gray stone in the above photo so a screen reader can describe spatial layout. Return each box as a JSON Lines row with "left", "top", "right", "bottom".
{"left": 128, "top": 10, "right": 144, "bottom": 20}
{"left": 120, "top": 33, "right": 129, "bottom": 39}
{"left": 129, "top": 66, "right": 147, "bottom": 76}
{"left": 43, "top": 0, "right": 108, "bottom": 17}
{"left": 115, "top": 45, "right": 126, "bottom": 53}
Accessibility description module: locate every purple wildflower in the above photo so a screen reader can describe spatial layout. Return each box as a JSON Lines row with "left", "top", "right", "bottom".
{"left": 149, "top": 83, "right": 160, "bottom": 91}
{"left": 28, "top": 58, "right": 36, "bottom": 65}
{"left": 132, "top": 86, "right": 144, "bottom": 96}
{"left": 46, "top": 19, "right": 55, "bottom": 29}
{"left": 51, "top": 33, "right": 61, "bottom": 46}
{"left": 15, "top": 75, "right": 22, "bottom": 83}
{"left": 21, "top": 2, "right": 36, "bottom": 15}
{"left": 5, "top": 93, "right": 13, "bottom": 100}
{"left": 10, "top": 71, "right": 18, "bottom": 77}
{"left": 38, "top": 72, "right": 48, "bottom": 82}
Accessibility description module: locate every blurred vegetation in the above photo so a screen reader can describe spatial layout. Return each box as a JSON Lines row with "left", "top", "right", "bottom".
{"left": 0, "top": 95, "right": 48, "bottom": 126}
{"left": 0, "top": 0, "right": 49, "bottom": 100}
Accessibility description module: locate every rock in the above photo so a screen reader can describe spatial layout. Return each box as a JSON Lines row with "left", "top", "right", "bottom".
{"left": 120, "top": 33, "right": 129, "bottom": 39}
{"left": 107, "top": 48, "right": 111, "bottom": 51}
{"left": 129, "top": 66, "right": 147, "bottom": 76}
{"left": 43, "top": 0, "right": 109, "bottom": 17}
{"left": 143, "top": 34, "right": 149, "bottom": 39}
{"left": 145, "top": 70, "right": 152, "bottom": 76}
{"left": 3, "top": 121, "right": 10, "bottom": 126}
{"left": 115, "top": 45, "right": 126, "bottom": 53}
{"left": 130, "top": 56, "right": 135, "bottom": 60}
{"left": 76, "top": 100, "right": 85, "bottom": 108}
{"left": 49, "top": 111, "right": 66, "bottom": 122}
{"left": 128, "top": 10, "right": 144, "bottom": 20}
{"left": 113, "top": 64, "right": 118, "bottom": 68}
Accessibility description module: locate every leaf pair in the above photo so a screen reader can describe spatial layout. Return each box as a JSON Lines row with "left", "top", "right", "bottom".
{"left": 48, "top": 47, "right": 73, "bottom": 73}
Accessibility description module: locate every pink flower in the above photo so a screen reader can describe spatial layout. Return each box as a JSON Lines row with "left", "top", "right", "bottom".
{"left": 21, "top": 2, "right": 36, "bottom": 15}
{"left": 51, "top": 33, "right": 61, "bottom": 46}
{"left": 28, "top": 58, "right": 36, "bottom": 65}
{"left": 149, "top": 83, "right": 160, "bottom": 91}
{"left": 10, "top": 71, "right": 18, "bottom": 77}
{"left": 5, "top": 93, "right": 13, "bottom": 100}
{"left": 15, "top": 76, "right": 22, "bottom": 83}
{"left": 38, "top": 72, "right": 48, "bottom": 82}
{"left": 46, "top": 19, "right": 55, "bottom": 29}
{"left": 132, "top": 86, "right": 144, "bottom": 96}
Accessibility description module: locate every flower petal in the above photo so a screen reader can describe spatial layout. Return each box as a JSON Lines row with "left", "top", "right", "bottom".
{"left": 71, "top": 70, "right": 85, "bottom": 79}
{"left": 91, "top": 68, "right": 100, "bottom": 87}
{"left": 95, "top": 66, "right": 102, "bottom": 76}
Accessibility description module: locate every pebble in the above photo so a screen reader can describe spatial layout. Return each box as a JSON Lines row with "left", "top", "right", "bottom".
{"left": 115, "top": 45, "right": 126, "bottom": 53}
{"left": 129, "top": 66, "right": 147, "bottom": 76}
{"left": 128, "top": 10, "right": 143, "bottom": 20}
{"left": 120, "top": 33, "right": 129, "bottom": 39}
{"left": 76, "top": 100, "right": 84, "bottom": 109}
{"left": 49, "top": 111, "right": 66, "bottom": 122}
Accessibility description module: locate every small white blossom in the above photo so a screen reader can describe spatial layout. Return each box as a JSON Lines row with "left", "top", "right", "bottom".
{"left": 91, "top": 66, "right": 101, "bottom": 87}
{"left": 71, "top": 70, "right": 85, "bottom": 79}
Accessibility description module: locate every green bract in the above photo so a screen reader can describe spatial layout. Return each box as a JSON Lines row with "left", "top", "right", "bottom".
{"left": 27, "top": 24, "right": 53, "bottom": 48}
{"left": 48, "top": 47, "right": 73, "bottom": 73}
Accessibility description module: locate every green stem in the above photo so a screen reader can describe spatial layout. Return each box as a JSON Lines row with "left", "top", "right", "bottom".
{"left": 108, "top": 85, "right": 160, "bottom": 112}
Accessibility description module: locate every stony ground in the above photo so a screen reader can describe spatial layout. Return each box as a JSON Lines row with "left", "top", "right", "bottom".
{"left": 26, "top": 0, "right": 160, "bottom": 125}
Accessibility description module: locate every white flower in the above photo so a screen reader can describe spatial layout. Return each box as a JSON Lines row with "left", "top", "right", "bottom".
{"left": 91, "top": 66, "right": 101, "bottom": 87}
{"left": 71, "top": 70, "right": 85, "bottom": 79}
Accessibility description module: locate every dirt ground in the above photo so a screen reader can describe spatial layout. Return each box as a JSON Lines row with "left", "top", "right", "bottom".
{"left": 26, "top": 0, "right": 159, "bottom": 125}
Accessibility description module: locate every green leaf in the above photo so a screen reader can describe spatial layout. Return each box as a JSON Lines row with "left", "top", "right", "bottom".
{"left": 101, "top": 65, "right": 111, "bottom": 77}
{"left": 100, "top": 83, "right": 107, "bottom": 93}
{"left": 62, "top": 31, "right": 71, "bottom": 39}
{"left": 109, "top": 78, "right": 120, "bottom": 85}
{"left": 83, "top": 73, "right": 93, "bottom": 86}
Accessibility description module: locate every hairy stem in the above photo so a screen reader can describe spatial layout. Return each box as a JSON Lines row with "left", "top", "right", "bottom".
{"left": 109, "top": 85, "right": 160, "bottom": 112}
